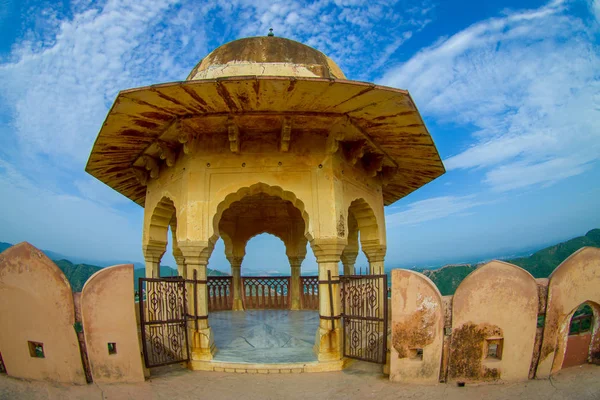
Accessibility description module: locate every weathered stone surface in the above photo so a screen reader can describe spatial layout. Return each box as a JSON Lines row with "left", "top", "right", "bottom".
{"left": 449, "top": 260, "right": 538, "bottom": 382}
{"left": 389, "top": 269, "right": 444, "bottom": 384}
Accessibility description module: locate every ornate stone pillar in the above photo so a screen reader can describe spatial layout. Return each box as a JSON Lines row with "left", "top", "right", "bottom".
{"left": 311, "top": 238, "right": 346, "bottom": 362}
{"left": 288, "top": 256, "right": 304, "bottom": 310}
{"left": 226, "top": 255, "right": 244, "bottom": 311}
{"left": 142, "top": 243, "right": 165, "bottom": 278}
{"left": 362, "top": 240, "right": 386, "bottom": 275}
{"left": 178, "top": 240, "right": 216, "bottom": 361}
{"left": 340, "top": 250, "right": 358, "bottom": 275}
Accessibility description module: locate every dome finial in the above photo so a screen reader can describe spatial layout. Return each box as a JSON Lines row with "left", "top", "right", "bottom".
{"left": 267, "top": 28, "right": 274, "bottom": 37}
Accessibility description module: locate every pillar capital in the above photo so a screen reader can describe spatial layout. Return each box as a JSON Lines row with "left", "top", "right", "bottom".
{"left": 311, "top": 238, "right": 347, "bottom": 263}
{"left": 142, "top": 242, "right": 166, "bottom": 263}
{"left": 288, "top": 256, "right": 305, "bottom": 268}
{"left": 361, "top": 240, "right": 386, "bottom": 263}
{"left": 178, "top": 240, "right": 214, "bottom": 266}
{"left": 340, "top": 250, "right": 359, "bottom": 265}
{"left": 226, "top": 255, "right": 244, "bottom": 268}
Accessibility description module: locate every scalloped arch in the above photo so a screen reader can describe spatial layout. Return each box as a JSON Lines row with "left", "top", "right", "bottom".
{"left": 144, "top": 196, "right": 177, "bottom": 249}
{"left": 211, "top": 182, "right": 312, "bottom": 243}
{"left": 348, "top": 197, "right": 381, "bottom": 244}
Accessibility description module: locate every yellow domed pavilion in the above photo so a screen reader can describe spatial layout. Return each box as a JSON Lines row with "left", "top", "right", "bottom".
{"left": 86, "top": 35, "right": 444, "bottom": 370}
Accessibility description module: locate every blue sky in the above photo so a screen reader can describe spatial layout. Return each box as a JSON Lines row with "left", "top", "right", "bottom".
{"left": 0, "top": 0, "right": 599, "bottom": 274}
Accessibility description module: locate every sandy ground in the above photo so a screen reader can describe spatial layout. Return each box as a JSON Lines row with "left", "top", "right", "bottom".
{"left": 0, "top": 362, "right": 599, "bottom": 400}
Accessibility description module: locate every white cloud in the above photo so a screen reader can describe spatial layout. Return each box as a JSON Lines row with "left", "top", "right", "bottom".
{"left": 0, "top": 0, "right": 429, "bottom": 263}
{"left": 0, "top": 158, "right": 143, "bottom": 261}
{"left": 591, "top": 0, "right": 600, "bottom": 21}
{"left": 385, "top": 195, "right": 489, "bottom": 226}
{"left": 380, "top": 0, "right": 600, "bottom": 192}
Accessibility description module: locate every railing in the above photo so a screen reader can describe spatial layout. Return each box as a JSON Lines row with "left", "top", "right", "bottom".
{"left": 300, "top": 276, "right": 319, "bottom": 310}
{"left": 242, "top": 276, "right": 290, "bottom": 309}
{"left": 207, "top": 276, "right": 233, "bottom": 311}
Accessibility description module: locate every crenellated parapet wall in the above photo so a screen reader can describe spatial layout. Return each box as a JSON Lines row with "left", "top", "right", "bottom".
{"left": 388, "top": 247, "right": 600, "bottom": 384}
{"left": 0, "top": 243, "right": 145, "bottom": 385}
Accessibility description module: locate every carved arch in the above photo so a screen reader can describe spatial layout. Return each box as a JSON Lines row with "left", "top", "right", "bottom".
{"left": 211, "top": 182, "right": 312, "bottom": 243}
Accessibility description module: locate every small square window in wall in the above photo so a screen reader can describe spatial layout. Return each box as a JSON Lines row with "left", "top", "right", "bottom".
{"left": 28, "top": 341, "right": 45, "bottom": 358}
{"left": 409, "top": 348, "right": 423, "bottom": 361}
{"left": 108, "top": 342, "right": 117, "bottom": 355}
{"left": 486, "top": 338, "right": 503, "bottom": 360}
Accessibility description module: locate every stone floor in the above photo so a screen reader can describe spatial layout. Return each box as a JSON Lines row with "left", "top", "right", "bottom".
{"left": 209, "top": 310, "right": 319, "bottom": 363}
{"left": 1, "top": 362, "right": 599, "bottom": 399}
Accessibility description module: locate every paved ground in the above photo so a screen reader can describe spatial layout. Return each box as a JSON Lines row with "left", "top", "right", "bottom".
{"left": 210, "top": 310, "right": 318, "bottom": 363}
{"left": 0, "top": 362, "right": 598, "bottom": 400}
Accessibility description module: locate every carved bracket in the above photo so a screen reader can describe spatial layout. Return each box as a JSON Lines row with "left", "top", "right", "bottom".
{"left": 280, "top": 117, "right": 292, "bottom": 152}
{"left": 142, "top": 155, "right": 160, "bottom": 178}
{"left": 157, "top": 142, "right": 177, "bottom": 167}
{"left": 132, "top": 167, "right": 149, "bottom": 186}
{"left": 227, "top": 117, "right": 239, "bottom": 153}
{"left": 177, "top": 132, "right": 193, "bottom": 155}
{"left": 326, "top": 130, "right": 344, "bottom": 154}
{"left": 363, "top": 154, "right": 384, "bottom": 177}
{"left": 344, "top": 141, "right": 367, "bottom": 165}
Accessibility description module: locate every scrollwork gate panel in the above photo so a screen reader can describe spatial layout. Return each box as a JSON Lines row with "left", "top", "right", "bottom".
{"left": 340, "top": 274, "right": 388, "bottom": 364}
{"left": 139, "top": 277, "right": 189, "bottom": 368}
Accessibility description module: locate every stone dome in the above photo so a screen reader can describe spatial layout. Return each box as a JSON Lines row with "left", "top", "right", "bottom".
{"left": 186, "top": 36, "right": 347, "bottom": 81}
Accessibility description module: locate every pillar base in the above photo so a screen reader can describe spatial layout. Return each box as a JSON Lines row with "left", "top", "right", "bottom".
{"left": 232, "top": 298, "right": 244, "bottom": 311}
{"left": 314, "top": 326, "right": 343, "bottom": 362}
{"left": 290, "top": 299, "right": 301, "bottom": 311}
{"left": 191, "top": 327, "right": 216, "bottom": 361}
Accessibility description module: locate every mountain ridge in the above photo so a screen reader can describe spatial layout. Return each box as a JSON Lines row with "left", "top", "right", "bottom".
{"left": 420, "top": 228, "right": 600, "bottom": 295}
{"left": 0, "top": 242, "right": 228, "bottom": 292}
{"left": 2, "top": 227, "right": 598, "bottom": 294}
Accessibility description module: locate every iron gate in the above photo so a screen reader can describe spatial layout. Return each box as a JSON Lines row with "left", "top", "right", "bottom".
{"left": 340, "top": 274, "right": 388, "bottom": 364}
{"left": 138, "top": 277, "right": 190, "bottom": 368}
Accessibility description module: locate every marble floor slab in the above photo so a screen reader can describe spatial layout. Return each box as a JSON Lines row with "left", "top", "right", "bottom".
{"left": 209, "top": 310, "right": 319, "bottom": 363}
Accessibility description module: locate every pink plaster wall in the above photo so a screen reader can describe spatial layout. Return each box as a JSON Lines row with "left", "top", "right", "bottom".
{"left": 0, "top": 243, "right": 86, "bottom": 383}
{"left": 537, "top": 247, "right": 600, "bottom": 377}
{"left": 81, "top": 264, "right": 145, "bottom": 383}
{"left": 449, "top": 261, "right": 538, "bottom": 382}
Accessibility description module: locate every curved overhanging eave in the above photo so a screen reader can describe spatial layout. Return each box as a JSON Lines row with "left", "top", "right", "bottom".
{"left": 85, "top": 76, "right": 446, "bottom": 208}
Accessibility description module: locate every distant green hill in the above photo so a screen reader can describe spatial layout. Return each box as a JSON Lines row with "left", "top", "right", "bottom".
{"left": 0, "top": 242, "right": 229, "bottom": 292}
{"left": 421, "top": 229, "right": 600, "bottom": 295}
{"left": 507, "top": 228, "right": 600, "bottom": 278}
{"left": 421, "top": 264, "right": 477, "bottom": 296}
{"left": 53, "top": 259, "right": 103, "bottom": 292}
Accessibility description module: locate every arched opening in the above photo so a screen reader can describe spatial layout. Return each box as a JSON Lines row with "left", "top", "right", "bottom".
{"left": 207, "top": 186, "right": 318, "bottom": 363}
{"left": 143, "top": 197, "right": 182, "bottom": 278}
{"left": 242, "top": 233, "right": 288, "bottom": 276}
{"left": 341, "top": 198, "right": 383, "bottom": 275}
{"left": 562, "top": 302, "right": 599, "bottom": 369}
